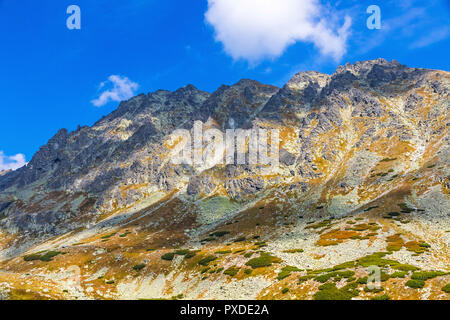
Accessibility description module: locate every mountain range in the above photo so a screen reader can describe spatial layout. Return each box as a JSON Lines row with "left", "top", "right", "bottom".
{"left": 0, "top": 59, "right": 449, "bottom": 300}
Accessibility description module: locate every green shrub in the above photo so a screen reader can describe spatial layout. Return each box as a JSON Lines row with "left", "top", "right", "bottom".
{"left": 313, "top": 282, "right": 359, "bottom": 300}
{"left": 133, "top": 264, "right": 146, "bottom": 271}
{"left": 357, "top": 277, "right": 368, "bottom": 284}
{"left": 406, "top": 279, "right": 425, "bottom": 289}
{"left": 215, "top": 250, "right": 232, "bottom": 255}
{"left": 244, "top": 269, "right": 252, "bottom": 275}
{"left": 277, "top": 266, "right": 303, "bottom": 281}
{"left": 23, "top": 251, "right": 61, "bottom": 262}
{"left": 175, "top": 249, "right": 191, "bottom": 255}
{"left": 184, "top": 251, "right": 198, "bottom": 259}
{"left": 210, "top": 231, "right": 230, "bottom": 237}
{"left": 201, "top": 267, "right": 210, "bottom": 274}
{"left": 411, "top": 271, "right": 447, "bottom": 281}
{"left": 283, "top": 249, "right": 304, "bottom": 253}
{"left": 298, "top": 275, "right": 314, "bottom": 283}
{"left": 281, "top": 288, "right": 289, "bottom": 294}
{"left": 442, "top": 284, "right": 450, "bottom": 293}
{"left": 392, "top": 264, "right": 419, "bottom": 272}
{"left": 198, "top": 255, "right": 217, "bottom": 266}
{"left": 390, "top": 271, "right": 408, "bottom": 278}
{"left": 314, "top": 271, "right": 355, "bottom": 283}
{"left": 119, "top": 231, "right": 131, "bottom": 237}
{"left": 277, "top": 271, "right": 291, "bottom": 281}
{"left": 245, "top": 253, "right": 281, "bottom": 269}
{"left": 161, "top": 253, "right": 175, "bottom": 261}
{"left": 357, "top": 252, "right": 398, "bottom": 268}
{"left": 371, "top": 294, "right": 390, "bottom": 300}
{"left": 101, "top": 232, "right": 116, "bottom": 239}
{"left": 224, "top": 266, "right": 240, "bottom": 277}
{"left": 364, "top": 286, "right": 384, "bottom": 293}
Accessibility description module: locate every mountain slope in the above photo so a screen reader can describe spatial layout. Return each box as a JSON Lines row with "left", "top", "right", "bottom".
{"left": 0, "top": 59, "right": 449, "bottom": 300}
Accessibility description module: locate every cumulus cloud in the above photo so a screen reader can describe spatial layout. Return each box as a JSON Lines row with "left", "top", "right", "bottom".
{"left": 91, "top": 75, "right": 139, "bottom": 107}
{"left": 205, "top": 0, "right": 351, "bottom": 63}
{"left": 0, "top": 151, "right": 27, "bottom": 171}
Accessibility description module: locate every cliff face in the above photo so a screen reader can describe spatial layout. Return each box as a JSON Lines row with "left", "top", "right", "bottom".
{"left": 0, "top": 59, "right": 449, "bottom": 300}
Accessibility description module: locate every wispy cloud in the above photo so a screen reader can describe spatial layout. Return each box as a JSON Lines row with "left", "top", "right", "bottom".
{"left": 91, "top": 75, "right": 139, "bottom": 107}
{"left": 205, "top": 0, "right": 351, "bottom": 64}
{"left": 410, "top": 27, "right": 450, "bottom": 48}
{"left": 0, "top": 151, "right": 27, "bottom": 171}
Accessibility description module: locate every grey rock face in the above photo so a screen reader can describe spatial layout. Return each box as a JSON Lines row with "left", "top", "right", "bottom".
{"left": 0, "top": 59, "right": 448, "bottom": 239}
{"left": 201, "top": 79, "right": 279, "bottom": 129}
{"left": 279, "top": 148, "right": 296, "bottom": 166}
{"left": 187, "top": 175, "right": 216, "bottom": 196}
{"left": 225, "top": 177, "right": 265, "bottom": 199}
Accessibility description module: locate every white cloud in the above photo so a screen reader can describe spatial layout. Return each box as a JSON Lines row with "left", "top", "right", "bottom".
{"left": 0, "top": 151, "right": 27, "bottom": 171}
{"left": 410, "top": 27, "right": 449, "bottom": 49}
{"left": 205, "top": 0, "right": 351, "bottom": 63}
{"left": 91, "top": 75, "right": 139, "bottom": 107}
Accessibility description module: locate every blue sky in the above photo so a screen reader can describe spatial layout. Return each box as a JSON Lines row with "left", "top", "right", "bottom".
{"left": 0, "top": 0, "right": 449, "bottom": 169}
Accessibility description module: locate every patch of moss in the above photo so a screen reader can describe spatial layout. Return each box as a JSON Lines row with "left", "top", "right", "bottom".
{"left": 161, "top": 253, "right": 175, "bottom": 261}
{"left": 283, "top": 249, "right": 304, "bottom": 253}
{"left": 411, "top": 271, "right": 447, "bottom": 281}
{"left": 245, "top": 253, "right": 281, "bottom": 269}
{"left": 392, "top": 264, "right": 419, "bottom": 272}
{"left": 276, "top": 266, "right": 302, "bottom": 281}
{"left": 201, "top": 267, "right": 210, "bottom": 274}
{"left": 329, "top": 261, "right": 356, "bottom": 271}
{"left": 387, "top": 212, "right": 400, "bottom": 217}
{"left": 171, "top": 294, "right": 184, "bottom": 300}
{"left": 198, "top": 255, "right": 218, "bottom": 266}
{"left": 364, "top": 286, "right": 384, "bottom": 293}
{"left": 119, "top": 231, "right": 131, "bottom": 237}
{"left": 406, "top": 279, "right": 425, "bottom": 289}
{"left": 357, "top": 277, "right": 368, "bottom": 284}
{"left": 298, "top": 275, "right": 314, "bottom": 283}
{"left": 314, "top": 271, "right": 355, "bottom": 283}
{"left": 233, "top": 237, "right": 246, "bottom": 243}
{"left": 398, "top": 203, "right": 414, "bottom": 213}
{"left": 243, "top": 252, "right": 254, "bottom": 258}
{"left": 133, "top": 264, "right": 146, "bottom": 271}
{"left": 390, "top": 271, "right": 408, "bottom": 278}
{"left": 371, "top": 294, "right": 390, "bottom": 300}
{"left": 210, "top": 231, "right": 230, "bottom": 237}
{"left": 313, "top": 282, "right": 359, "bottom": 300}
{"left": 175, "top": 249, "right": 191, "bottom": 256}
{"left": 224, "top": 266, "right": 240, "bottom": 277}
{"left": 281, "top": 288, "right": 289, "bottom": 294}
{"left": 215, "top": 250, "right": 232, "bottom": 255}
{"left": 357, "top": 252, "right": 398, "bottom": 268}
{"left": 305, "top": 219, "right": 333, "bottom": 230}
{"left": 244, "top": 269, "right": 252, "bottom": 275}
{"left": 380, "top": 157, "right": 397, "bottom": 162}
{"left": 101, "top": 232, "right": 117, "bottom": 239}
{"left": 442, "top": 284, "right": 450, "bottom": 293}
{"left": 23, "top": 251, "right": 62, "bottom": 262}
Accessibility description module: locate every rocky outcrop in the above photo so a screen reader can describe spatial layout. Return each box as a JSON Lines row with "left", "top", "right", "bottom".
{"left": 0, "top": 59, "right": 448, "bottom": 241}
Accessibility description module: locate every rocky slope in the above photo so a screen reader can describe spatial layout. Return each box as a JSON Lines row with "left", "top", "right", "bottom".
{"left": 0, "top": 59, "right": 449, "bottom": 300}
